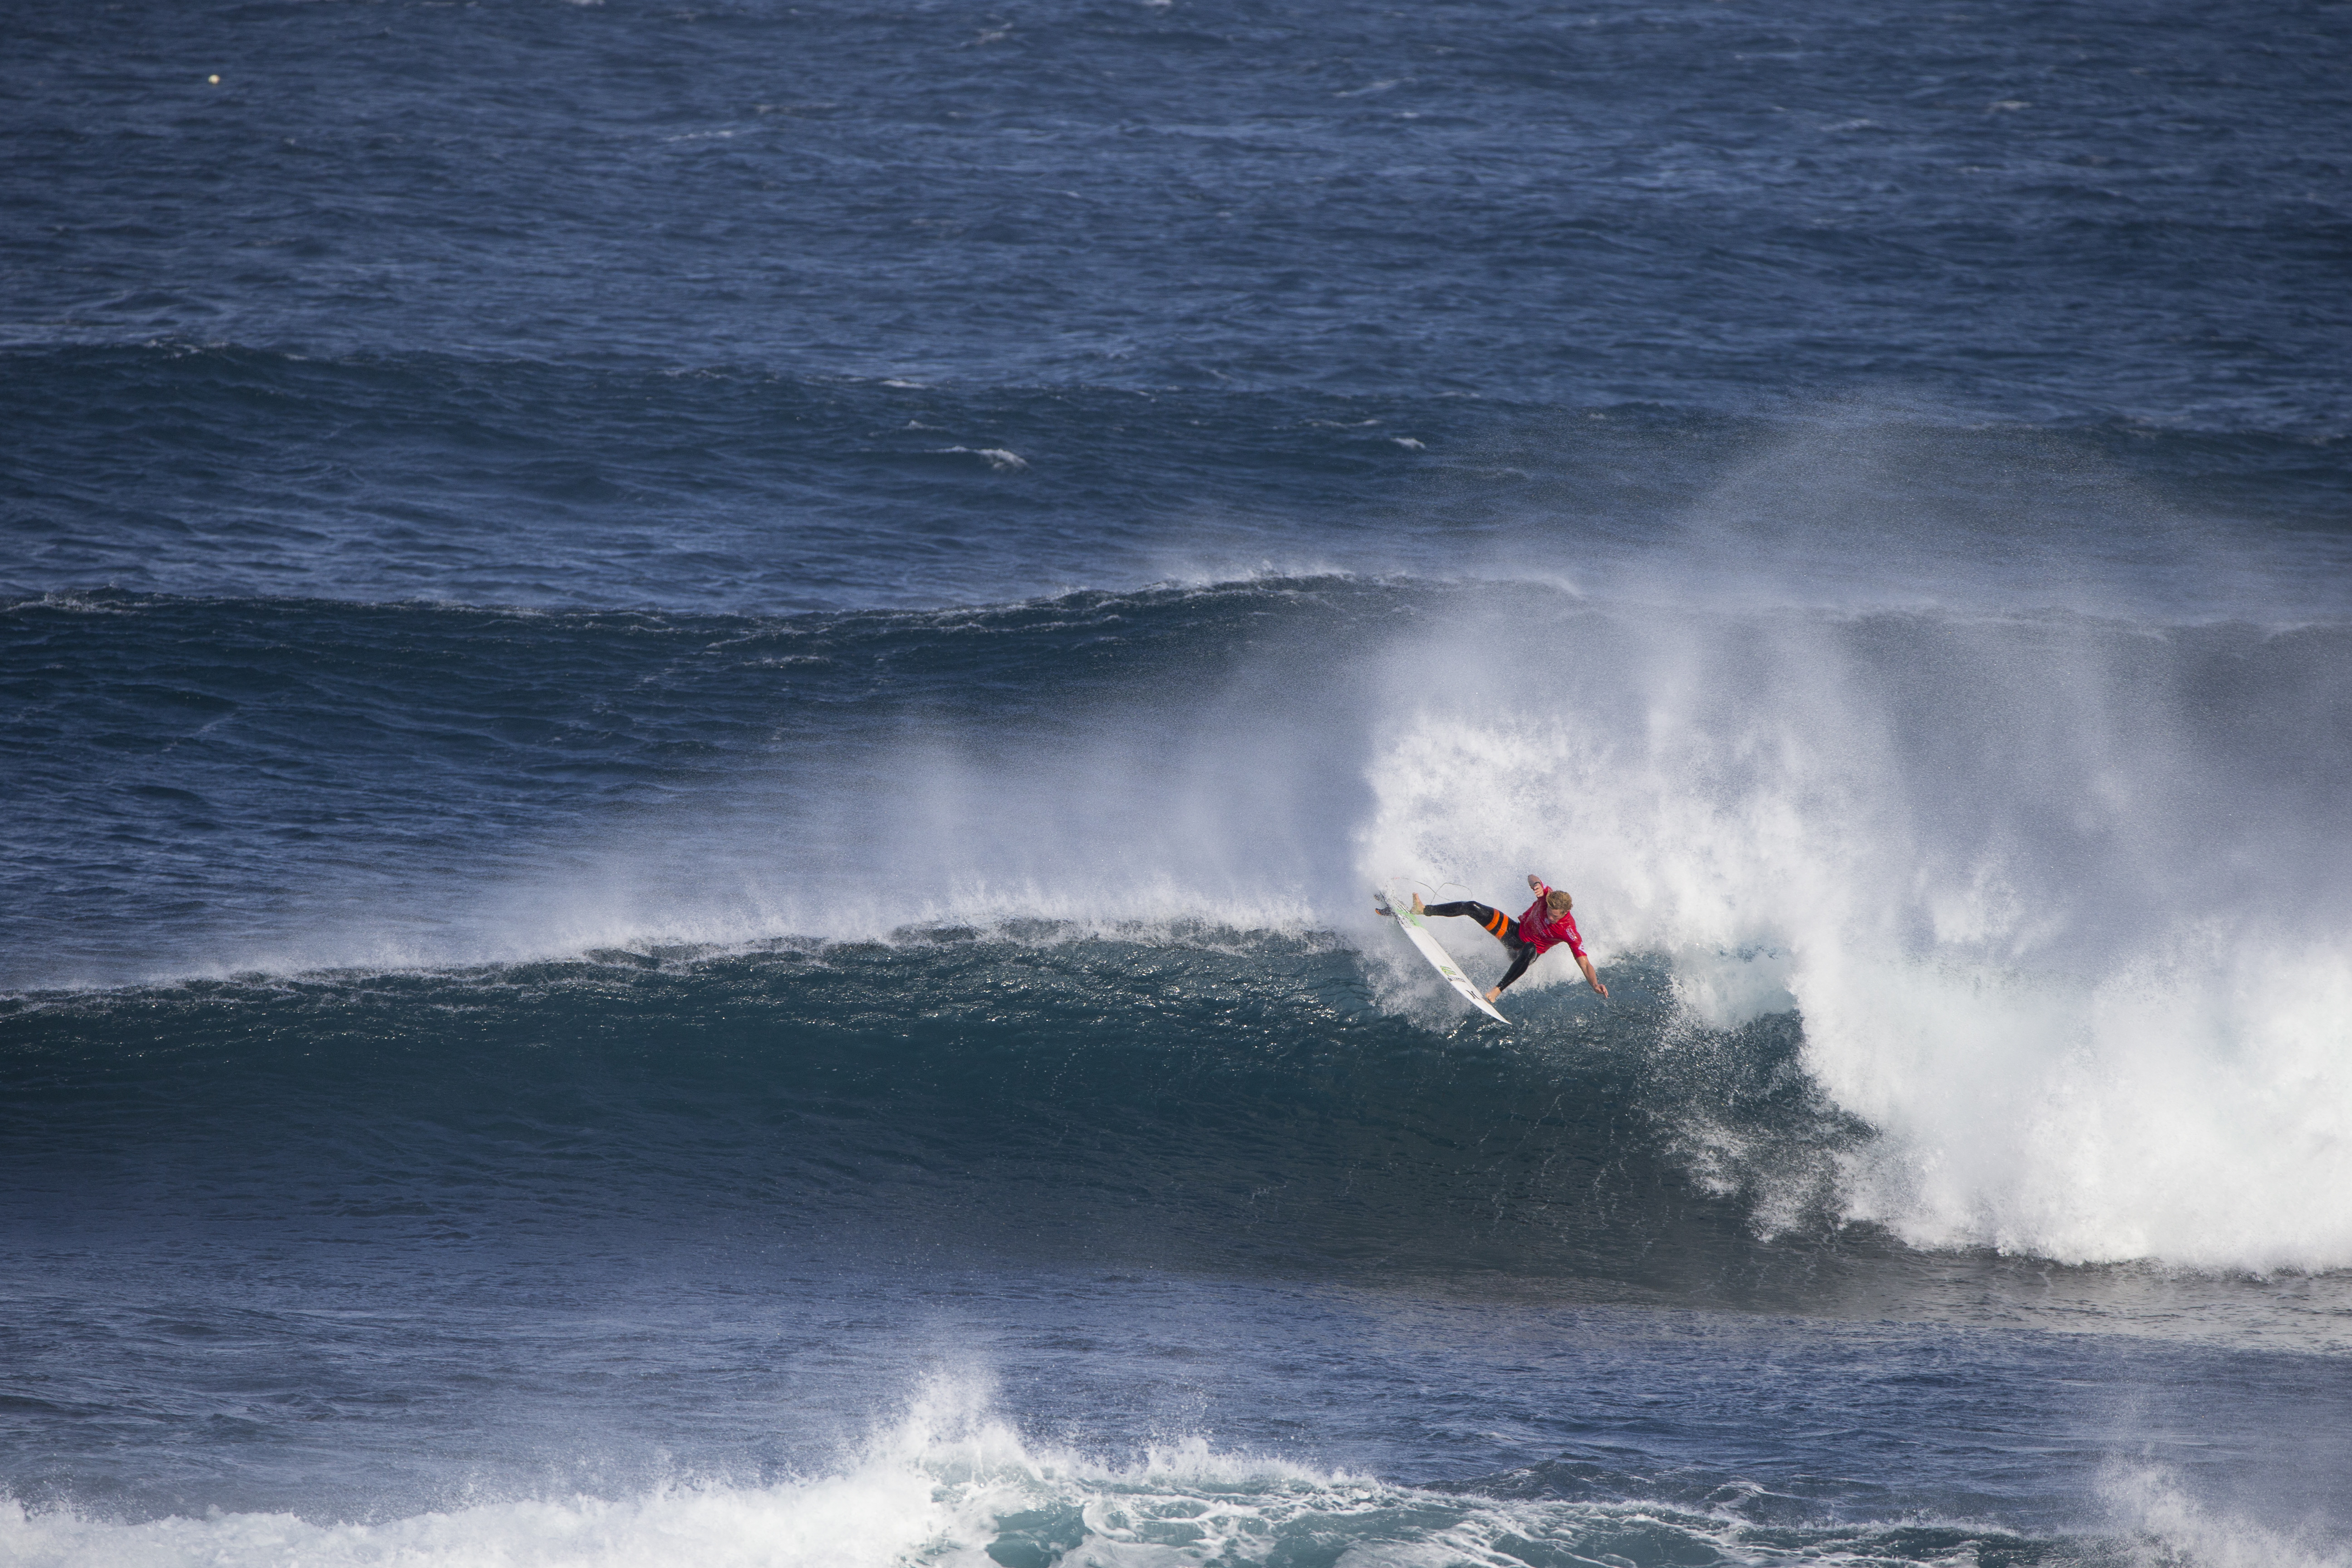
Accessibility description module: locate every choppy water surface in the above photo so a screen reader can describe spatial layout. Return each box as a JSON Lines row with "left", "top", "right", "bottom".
{"left": 5, "top": 1, "right": 2350, "bottom": 1564}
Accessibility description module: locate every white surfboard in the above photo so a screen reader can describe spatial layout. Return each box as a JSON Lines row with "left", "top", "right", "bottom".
{"left": 1374, "top": 887, "right": 1509, "bottom": 1024}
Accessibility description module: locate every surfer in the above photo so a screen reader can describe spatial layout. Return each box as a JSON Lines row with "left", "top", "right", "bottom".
{"left": 1413, "top": 874, "right": 1607, "bottom": 1003}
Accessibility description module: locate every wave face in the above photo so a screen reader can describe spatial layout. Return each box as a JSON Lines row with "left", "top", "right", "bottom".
{"left": 9, "top": 578, "right": 2352, "bottom": 1281}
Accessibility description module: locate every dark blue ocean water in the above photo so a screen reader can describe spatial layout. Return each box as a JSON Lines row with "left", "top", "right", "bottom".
{"left": 5, "top": 1, "right": 2352, "bottom": 1563}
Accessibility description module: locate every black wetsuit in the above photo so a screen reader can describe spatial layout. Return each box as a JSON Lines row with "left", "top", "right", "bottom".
{"left": 1424, "top": 901, "right": 1543, "bottom": 992}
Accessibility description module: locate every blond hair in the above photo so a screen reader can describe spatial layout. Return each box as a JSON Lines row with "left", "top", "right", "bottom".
{"left": 1545, "top": 889, "right": 1572, "bottom": 912}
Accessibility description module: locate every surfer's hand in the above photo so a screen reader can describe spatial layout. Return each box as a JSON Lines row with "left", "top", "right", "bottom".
{"left": 1527, "top": 873, "right": 1543, "bottom": 892}
{"left": 1591, "top": 978, "right": 1609, "bottom": 1000}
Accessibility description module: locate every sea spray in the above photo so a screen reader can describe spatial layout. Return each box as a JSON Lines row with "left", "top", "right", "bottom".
{"left": 0, "top": 1372, "right": 2156, "bottom": 1568}
{"left": 1366, "top": 595, "right": 2352, "bottom": 1269}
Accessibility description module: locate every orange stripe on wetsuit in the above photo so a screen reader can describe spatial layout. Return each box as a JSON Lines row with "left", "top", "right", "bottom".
{"left": 1421, "top": 897, "right": 1548, "bottom": 995}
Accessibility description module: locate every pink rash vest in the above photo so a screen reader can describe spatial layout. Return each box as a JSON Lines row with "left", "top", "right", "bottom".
{"left": 1516, "top": 882, "right": 1586, "bottom": 959}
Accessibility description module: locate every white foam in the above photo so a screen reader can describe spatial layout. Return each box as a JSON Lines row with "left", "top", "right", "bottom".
{"left": 935, "top": 446, "right": 1028, "bottom": 471}
{"left": 0, "top": 1376, "right": 1501, "bottom": 1568}
{"left": 2105, "top": 1466, "right": 2352, "bottom": 1568}
{"left": 1812, "top": 934, "right": 2352, "bottom": 1269}
{"left": 0, "top": 1478, "right": 950, "bottom": 1568}
{"left": 0, "top": 1379, "right": 1026, "bottom": 1568}
{"left": 1357, "top": 589, "right": 2352, "bottom": 1271}
{"left": 0, "top": 1373, "right": 2122, "bottom": 1568}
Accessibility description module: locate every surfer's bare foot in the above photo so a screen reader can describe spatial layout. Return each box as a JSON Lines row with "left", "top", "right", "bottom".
{"left": 1411, "top": 894, "right": 1426, "bottom": 915}
{"left": 1484, "top": 985, "right": 1503, "bottom": 1003}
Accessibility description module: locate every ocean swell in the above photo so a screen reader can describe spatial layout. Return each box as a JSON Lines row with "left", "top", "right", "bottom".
{"left": 6, "top": 575, "right": 2349, "bottom": 1275}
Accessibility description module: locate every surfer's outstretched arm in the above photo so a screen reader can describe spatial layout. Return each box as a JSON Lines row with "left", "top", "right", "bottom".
{"left": 1578, "top": 952, "right": 1609, "bottom": 1000}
